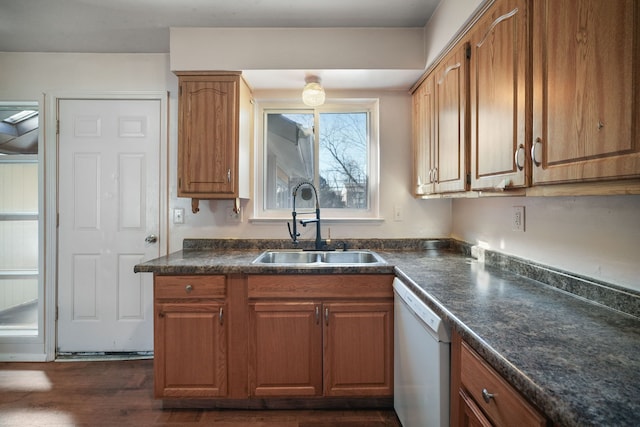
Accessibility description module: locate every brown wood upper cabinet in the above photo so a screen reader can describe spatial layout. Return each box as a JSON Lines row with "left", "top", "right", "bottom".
{"left": 469, "top": 0, "right": 529, "bottom": 190}
{"left": 413, "top": 74, "right": 436, "bottom": 196}
{"left": 434, "top": 42, "right": 469, "bottom": 194}
{"left": 176, "top": 71, "right": 252, "bottom": 212}
{"left": 532, "top": 0, "right": 640, "bottom": 185}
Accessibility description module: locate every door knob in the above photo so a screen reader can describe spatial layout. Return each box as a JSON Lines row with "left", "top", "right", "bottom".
{"left": 145, "top": 234, "right": 158, "bottom": 243}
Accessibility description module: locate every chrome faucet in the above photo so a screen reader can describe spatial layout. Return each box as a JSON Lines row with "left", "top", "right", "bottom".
{"left": 287, "top": 181, "right": 325, "bottom": 250}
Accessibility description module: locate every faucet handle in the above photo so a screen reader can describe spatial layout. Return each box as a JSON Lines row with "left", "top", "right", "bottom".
{"left": 287, "top": 222, "right": 299, "bottom": 242}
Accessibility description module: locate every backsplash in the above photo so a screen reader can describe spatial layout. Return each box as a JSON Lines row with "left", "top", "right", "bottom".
{"left": 452, "top": 240, "right": 640, "bottom": 319}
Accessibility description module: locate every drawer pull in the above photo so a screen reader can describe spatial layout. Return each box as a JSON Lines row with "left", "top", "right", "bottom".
{"left": 515, "top": 144, "right": 525, "bottom": 171}
{"left": 219, "top": 307, "right": 224, "bottom": 325}
{"left": 482, "top": 388, "right": 495, "bottom": 403}
{"left": 185, "top": 284, "right": 193, "bottom": 294}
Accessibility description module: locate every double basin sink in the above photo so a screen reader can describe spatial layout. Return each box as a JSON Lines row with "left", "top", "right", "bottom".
{"left": 252, "top": 250, "right": 387, "bottom": 266}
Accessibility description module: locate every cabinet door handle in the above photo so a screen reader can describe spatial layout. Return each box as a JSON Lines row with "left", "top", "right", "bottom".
{"left": 433, "top": 167, "right": 438, "bottom": 183}
{"left": 482, "top": 388, "right": 495, "bottom": 403}
{"left": 324, "top": 307, "right": 329, "bottom": 326}
{"left": 219, "top": 307, "right": 224, "bottom": 325}
{"left": 514, "top": 144, "right": 525, "bottom": 171}
{"left": 227, "top": 168, "right": 231, "bottom": 183}
{"left": 315, "top": 306, "right": 320, "bottom": 324}
{"left": 531, "top": 137, "right": 542, "bottom": 167}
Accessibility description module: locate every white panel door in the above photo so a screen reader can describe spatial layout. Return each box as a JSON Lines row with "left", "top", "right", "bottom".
{"left": 57, "top": 99, "right": 160, "bottom": 352}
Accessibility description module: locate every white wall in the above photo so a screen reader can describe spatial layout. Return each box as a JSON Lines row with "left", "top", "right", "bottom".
{"left": 0, "top": 52, "right": 452, "bottom": 255}
{"left": 170, "top": 88, "right": 451, "bottom": 249}
{"left": 423, "top": 0, "right": 485, "bottom": 68}
{"left": 452, "top": 196, "right": 640, "bottom": 291}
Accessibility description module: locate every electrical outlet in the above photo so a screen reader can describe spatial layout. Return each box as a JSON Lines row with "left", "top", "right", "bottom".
{"left": 393, "top": 205, "right": 404, "bottom": 222}
{"left": 173, "top": 208, "right": 184, "bottom": 224}
{"left": 512, "top": 206, "right": 525, "bottom": 232}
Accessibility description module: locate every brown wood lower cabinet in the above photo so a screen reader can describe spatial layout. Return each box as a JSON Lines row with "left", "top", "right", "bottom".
{"left": 248, "top": 275, "right": 394, "bottom": 399}
{"left": 154, "top": 275, "right": 228, "bottom": 398}
{"left": 153, "top": 273, "right": 394, "bottom": 405}
{"left": 451, "top": 330, "right": 547, "bottom": 427}
{"left": 249, "top": 301, "right": 323, "bottom": 397}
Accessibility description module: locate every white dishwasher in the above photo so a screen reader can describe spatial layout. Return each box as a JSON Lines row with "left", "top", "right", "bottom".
{"left": 393, "top": 277, "right": 451, "bottom": 427}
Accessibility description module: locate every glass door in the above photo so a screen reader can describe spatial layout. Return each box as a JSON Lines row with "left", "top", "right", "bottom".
{"left": 0, "top": 103, "right": 40, "bottom": 338}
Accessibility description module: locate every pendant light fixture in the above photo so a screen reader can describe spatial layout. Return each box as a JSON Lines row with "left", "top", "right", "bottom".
{"left": 302, "top": 75, "right": 326, "bottom": 107}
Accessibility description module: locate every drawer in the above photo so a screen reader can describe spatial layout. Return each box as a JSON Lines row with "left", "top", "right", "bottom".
{"left": 155, "top": 275, "right": 226, "bottom": 299}
{"left": 247, "top": 274, "right": 393, "bottom": 299}
{"left": 460, "top": 341, "right": 546, "bottom": 427}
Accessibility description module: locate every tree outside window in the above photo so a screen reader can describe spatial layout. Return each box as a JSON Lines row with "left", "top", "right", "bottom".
{"left": 264, "top": 108, "right": 370, "bottom": 212}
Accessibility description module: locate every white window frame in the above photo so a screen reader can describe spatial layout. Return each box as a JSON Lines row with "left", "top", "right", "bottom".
{"left": 252, "top": 98, "right": 380, "bottom": 221}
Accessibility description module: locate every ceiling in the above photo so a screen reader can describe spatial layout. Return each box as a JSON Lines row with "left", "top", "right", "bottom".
{"left": 0, "top": 0, "right": 441, "bottom": 90}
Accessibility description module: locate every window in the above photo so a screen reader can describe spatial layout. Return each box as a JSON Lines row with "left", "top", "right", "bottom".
{"left": 255, "top": 100, "right": 379, "bottom": 220}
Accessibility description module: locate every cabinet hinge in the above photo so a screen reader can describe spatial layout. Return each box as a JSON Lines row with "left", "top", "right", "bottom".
{"left": 466, "top": 45, "right": 472, "bottom": 60}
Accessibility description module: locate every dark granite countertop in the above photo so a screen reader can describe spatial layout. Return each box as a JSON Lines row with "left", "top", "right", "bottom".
{"left": 135, "top": 239, "right": 640, "bottom": 427}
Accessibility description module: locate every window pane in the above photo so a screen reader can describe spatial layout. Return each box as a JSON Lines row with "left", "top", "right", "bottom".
{"left": 265, "top": 112, "right": 314, "bottom": 210}
{"left": 319, "top": 112, "right": 368, "bottom": 209}
{"left": 262, "top": 106, "right": 373, "bottom": 215}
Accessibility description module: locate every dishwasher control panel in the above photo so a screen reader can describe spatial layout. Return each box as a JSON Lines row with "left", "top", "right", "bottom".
{"left": 393, "top": 277, "right": 451, "bottom": 342}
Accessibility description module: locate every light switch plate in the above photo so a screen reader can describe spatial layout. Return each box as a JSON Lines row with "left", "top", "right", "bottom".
{"left": 173, "top": 208, "right": 185, "bottom": 224}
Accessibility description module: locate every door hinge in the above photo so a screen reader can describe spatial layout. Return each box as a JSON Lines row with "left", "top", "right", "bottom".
{"left": 56, "top": 306, "right": 59, "bottom": 321}
{"left": 56, "top": 120, "right": 60, "bottom": 135}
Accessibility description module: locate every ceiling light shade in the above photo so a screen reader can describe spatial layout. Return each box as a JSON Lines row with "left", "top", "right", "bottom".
{"left": 302, "top": 76, "right": 325, "bottom": 107}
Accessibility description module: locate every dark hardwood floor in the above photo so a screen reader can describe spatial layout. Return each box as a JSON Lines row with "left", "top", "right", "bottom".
{"left": 0, "top": 359, "right": 401, "bottom": 426}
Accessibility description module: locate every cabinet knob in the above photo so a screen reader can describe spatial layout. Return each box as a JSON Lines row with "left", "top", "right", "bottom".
{"left": 482, "top": 388, "right": 495, "bottom": 403}
{"left": 185, "top": 284, "right": 193, "bottom": 294}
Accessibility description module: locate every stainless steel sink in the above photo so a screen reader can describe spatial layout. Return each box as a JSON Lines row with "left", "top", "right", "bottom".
{"left": 252, "top": 250, "right": 387, "bottom": 266}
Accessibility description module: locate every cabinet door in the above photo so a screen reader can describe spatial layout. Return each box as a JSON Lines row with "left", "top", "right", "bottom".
{"left": 248, "top": 301, "right": 323, "bottom": 397}
{"left": 532, "top": 0, "right": 640, "bottom": 184}
{"left": 178, "top": 75, "right": 238, "bottom": 197}
{"left": 323, "top": 302, "right": 393, "bottom": 397}
{"left": 470, "top": 0, "right": 529, "bottom": 190}
{"left": 435, "top": 43, "right": 469, "bottom": 193}
{"left": 459, "top": 389, "right": 493, "bottom": 427}
{"left": 413, "top": 75, "right": 436, "bottom": 196}
{"left": 154, "top": 302, "right": 227, "bottom": 398}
